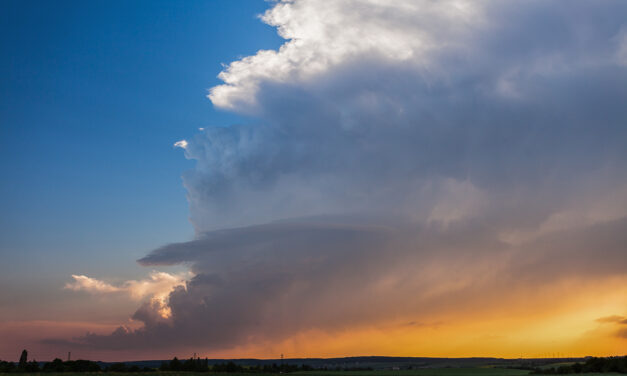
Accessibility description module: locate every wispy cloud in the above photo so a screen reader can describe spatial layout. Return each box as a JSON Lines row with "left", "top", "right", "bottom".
{"left": 65, "top": 275, "right": 121, "bottom": 293}
{"left": 596, "top": 315, "right": 626, "bottom": 324}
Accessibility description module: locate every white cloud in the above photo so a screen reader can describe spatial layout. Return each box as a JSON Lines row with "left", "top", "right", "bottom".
{"left": 124, "top": 271, "right": 185, "bottom": 302}
{"left": 65, "top": 271, "right": 187, "bottom": 318}
{"left": 209, "top": 0, "right": 484, "bottom": 112}
{"left": 65, "top": 275, "right": 121, "bottom": 293}
{"left": 173, "top": 140, "right": 188, "bottom": 149}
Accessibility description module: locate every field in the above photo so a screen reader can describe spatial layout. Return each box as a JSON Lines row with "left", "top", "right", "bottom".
{"left": 291, "top": 368, "right": 531, "bottom": 376}
{"left": 1, "top": 369, "right": 624, "bottom": 376}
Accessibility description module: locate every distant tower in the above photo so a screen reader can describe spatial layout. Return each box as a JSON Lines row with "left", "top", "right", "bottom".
{"left": 68, "top": 352, "right": 71, "bottom": 361}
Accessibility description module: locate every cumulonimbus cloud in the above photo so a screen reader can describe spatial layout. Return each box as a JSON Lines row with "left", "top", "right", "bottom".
{"left": 60, "top": 0, "right": 627, "bottom": 355}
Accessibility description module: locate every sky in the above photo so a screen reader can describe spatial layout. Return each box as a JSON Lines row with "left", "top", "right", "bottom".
{"left": 1, "top": 0, "right": 626, "bottom": 362}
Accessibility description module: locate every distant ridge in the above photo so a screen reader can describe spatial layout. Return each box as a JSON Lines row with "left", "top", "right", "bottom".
{"left": 98, "top": 356, "right": 587, "bottom": 370}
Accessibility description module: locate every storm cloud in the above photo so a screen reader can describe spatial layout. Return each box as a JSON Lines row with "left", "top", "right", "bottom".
{"left": 62, "top": 0, "right": 627, "bottom": 354}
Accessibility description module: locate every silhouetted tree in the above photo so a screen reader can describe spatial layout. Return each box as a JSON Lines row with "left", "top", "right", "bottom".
{"left": 42, "top": 358, "right": 65, "bottom": 372}
{"left": 18, "top": 350, "right": 27, "bottom": 371}
{"left": 0, "top": 360, "right": 16, "bottom": 373}
{"left": 169, "top": 357, "right": 182, "bottom": 371}
{"left": 24, "top": 360, "right": 39, "bottom": 373}
{"left": 128, "top": 365, "right": 141, "bottom": 372}
{"left": 107, "top": 363, "right": 128, "bottom": 372}
{"left": 532, "top": 356, "right": 627, "bottom": 374}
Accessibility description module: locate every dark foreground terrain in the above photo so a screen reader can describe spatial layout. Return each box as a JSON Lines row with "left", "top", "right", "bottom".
{"left": 1, "top": 356, "right": 625, "bottom": 376}
{"left": 0, "top": 369, "right": 623, "bottom": 376}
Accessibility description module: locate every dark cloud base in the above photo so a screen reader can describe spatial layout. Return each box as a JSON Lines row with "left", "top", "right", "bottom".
{"left": 50, "top": 216, "right": 627, "bottom": 350}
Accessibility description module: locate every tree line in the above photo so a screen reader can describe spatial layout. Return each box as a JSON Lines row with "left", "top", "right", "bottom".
{"left": 1, "top": 350, "right": 42, "bottom": 373}
{"left": 531, "top": 356, "right": 627, "bottom": 374}
{"left": 4, "top": 350, "right": 623, "bottom": 374}
{"left": 0, "top": 350, "right": 150, "bottom": 373}
{"left": 158, "top": 357, "right": 315, "bottom": 373}
{"left": 0, "top": 350, "right": 318, "bottom": 373}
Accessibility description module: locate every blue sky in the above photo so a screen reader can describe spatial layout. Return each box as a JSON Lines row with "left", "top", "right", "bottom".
{"left": 0, "top": 0, "right": 280, "bottom": 305}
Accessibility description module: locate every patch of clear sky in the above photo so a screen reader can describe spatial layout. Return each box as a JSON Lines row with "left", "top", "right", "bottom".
{"left": 0, "top": 0, "right": 283, "bottom": 312}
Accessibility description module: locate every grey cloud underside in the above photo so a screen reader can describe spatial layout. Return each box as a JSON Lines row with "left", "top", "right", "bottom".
{"left": 62, "top": 216, "right": 627, "bottom": 350}
{"left": 57, "top": 0, "right": 627, "bottom": 351}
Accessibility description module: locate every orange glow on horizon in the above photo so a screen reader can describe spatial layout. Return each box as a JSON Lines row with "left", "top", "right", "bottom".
{"left": 2, "top": 277, "right": 625, "bottom": 362}
{"left": 202, "top": 277, "right": 627, "bottom": 360}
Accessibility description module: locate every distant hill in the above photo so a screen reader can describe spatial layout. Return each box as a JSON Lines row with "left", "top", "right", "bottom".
{"left": 102, "top": 356, "right": 588, "bottom": 370}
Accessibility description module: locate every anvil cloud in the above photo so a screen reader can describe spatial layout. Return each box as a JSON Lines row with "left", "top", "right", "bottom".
{"left": 62, "top": 0, "right": 627, "bottom": 357}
